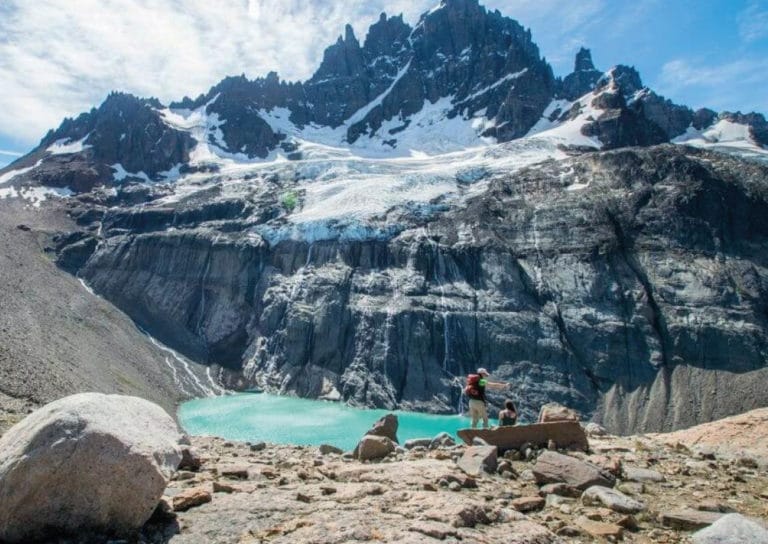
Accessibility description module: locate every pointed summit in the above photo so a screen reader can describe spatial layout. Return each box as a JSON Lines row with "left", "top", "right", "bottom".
{"left": 344, "top": 24, "right": 357, "bottom": 44}
{"left": 560, "top": 47, "right": 602, "bottom": 100}
{"left": 574, "top": 47, "right": 596, "bottom": 72}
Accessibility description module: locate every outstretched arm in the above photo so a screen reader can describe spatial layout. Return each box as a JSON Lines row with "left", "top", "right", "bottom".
{"left": 485, "top": 380, "right": 509, "bottom": 391}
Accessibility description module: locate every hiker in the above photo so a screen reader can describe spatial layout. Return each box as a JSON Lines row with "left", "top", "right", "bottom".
{"left": 498, "top": 399, "right": 517, "bottom": 426}
{"left": 465, "top": 368, "right": 508, "bottom": 429}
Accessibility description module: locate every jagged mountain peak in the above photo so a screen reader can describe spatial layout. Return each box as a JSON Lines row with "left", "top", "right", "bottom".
{"left": 1, "top": 0, "right": 766, "bottom": 193}
{"left": 574, "top": 47, "right": 596, "bottom": 72}
{"left": 597, "top": 64, "right": 644, "bottom": 96}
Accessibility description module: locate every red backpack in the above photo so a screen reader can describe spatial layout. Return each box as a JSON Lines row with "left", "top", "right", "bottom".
{"left": 464, "top": 374, "right": 482, "bottom": 399}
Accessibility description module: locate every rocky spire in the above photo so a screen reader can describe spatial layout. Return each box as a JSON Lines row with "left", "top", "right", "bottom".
{"left": 574, "top": 47, "right": 595, "bottom": 72}
{"left": 560, "top": 47, "right": 602, "bottom": 101}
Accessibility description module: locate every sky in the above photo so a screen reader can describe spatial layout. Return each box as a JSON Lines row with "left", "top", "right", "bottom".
{"left": 0, "top": 0, "right": 766, "bottom": 167}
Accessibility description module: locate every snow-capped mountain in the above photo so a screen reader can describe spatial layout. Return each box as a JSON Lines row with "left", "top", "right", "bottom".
{"left": 1, "top": 0, "right": 766, "bottom": 197}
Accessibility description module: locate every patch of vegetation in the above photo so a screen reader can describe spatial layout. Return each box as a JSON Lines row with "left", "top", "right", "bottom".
{"left": 281, "top": 190, "right": 298, "bottom": 213}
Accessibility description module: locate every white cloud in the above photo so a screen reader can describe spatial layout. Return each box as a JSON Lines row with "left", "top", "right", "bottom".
{"left": 656, "top": 57, "right": 768, "bottom": 113}
{"left": 738, "top": 1, "right": 768, "bottom": 43}
{"left": 0, "top": 149, "right": 24, "bottom": 157}
{"left": 0, "top": 0, "right": 658, "bottom": 152}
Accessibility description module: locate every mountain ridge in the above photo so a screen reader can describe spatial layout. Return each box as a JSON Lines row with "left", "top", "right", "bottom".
{"left": 2, "top": 0, "right": 767, "bottom": 193}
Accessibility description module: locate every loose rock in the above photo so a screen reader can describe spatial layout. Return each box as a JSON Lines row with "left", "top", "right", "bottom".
{"left": 532, "top": 451, "right": 615, "bottom": 490}
{"left": 582, "top": 485, "right": 646, "bottom": 514}
{"left": 457, "top": 445, "right": 498, "bottom": 476}
{"left": 172, "top": 487, "right": 212, "bottom": 512}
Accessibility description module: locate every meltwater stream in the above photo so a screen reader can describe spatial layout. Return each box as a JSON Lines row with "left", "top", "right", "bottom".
{"left": 179, "top": 393, "right": 470, "bottom": 451}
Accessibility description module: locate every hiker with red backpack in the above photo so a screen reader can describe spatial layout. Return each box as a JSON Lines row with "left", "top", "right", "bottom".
{"left": 464, "top": 368, "right": 509, "bottom": 429}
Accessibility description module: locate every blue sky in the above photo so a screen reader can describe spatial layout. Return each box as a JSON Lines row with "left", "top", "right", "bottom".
{"left": 0, "top": 0, "right": 766, "bottom": 168}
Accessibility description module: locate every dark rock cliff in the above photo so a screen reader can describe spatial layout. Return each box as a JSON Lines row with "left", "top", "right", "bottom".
{"left": 54, "top": 145, "right": 768, "bottom": 433}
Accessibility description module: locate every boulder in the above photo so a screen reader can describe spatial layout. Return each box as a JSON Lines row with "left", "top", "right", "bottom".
{"left": 532, "top": 451, "right": 615, "bottom": 490}
{"left": 318, "top": 444, "right": 344, "bottom": 455}
{"left": 356, "top": 435, "right": 396, "bottom": 461}
{"left": 582, "top": 486, "right": 646, "bottom": 514}
{"left": 584, "top": 422, "right": 608, "bottom": 437}
{"left": 693, "top": 514, "right": 768, "bottom": 544}
{"left": 0, "top": 393, "right": 182, "bottom": 543}
{"left": 364, "top": 413, "right": 399, "bottom": 443}
{"left": 538, "top": 403, "right": 580, "bottom": 423}
{"left": 404, "top": 438, "right": 432, "bottom": 450}
{"left": 430, "top": 432, "right": 456, "bottom": 449}
{"left": 457, "top": 445, "right": 498, "bottom": 476}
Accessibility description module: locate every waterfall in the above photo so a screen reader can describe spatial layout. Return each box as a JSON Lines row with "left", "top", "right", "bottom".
{"left": 457, "top": 380, "right": 466, "bottom": 416}
{"left": 289, "top": 242, "right": 313, "bottom": 301}
{"left": 431, "top": 240, "right": 451, "bottom": 373}
{"left": 196, "top": 255, "right": 212, "bottom": 337}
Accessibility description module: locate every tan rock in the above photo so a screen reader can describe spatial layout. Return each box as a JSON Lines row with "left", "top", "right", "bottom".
{"left": 511, "top": 496, "right": 545, "bottom": 513}
{"left": 538, "top": 402, "right": 580, "bottom": 423}
{"left": 212, "top": 481, "right": 240, "bottom": 494}
{"left": 660, "top": 508, "right": 724, "bottom": 530}
{"left": 172, "top": 487, "right": 212, "bottom": 512}
{"left": 356, "top": 435, "right": 397, "bottom": 461}
{"left": 576, "top": 517, "right": 623, "bottom": 539}
{"left": 457, "top": 445, "right": 498, "bottom": 476}
{"left": 532, "top": 451, "right": 615, "bottom": 490}
{"left": 408, "top": 521, "right": 460, "bottom": 540}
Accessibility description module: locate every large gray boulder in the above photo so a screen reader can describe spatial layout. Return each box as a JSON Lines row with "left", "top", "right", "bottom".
{"left": 0, "top": 393, "right": 183, "bottom": 543}
{"left": 693, "top": 514, "right": 768, "bottom": 544}
{"left": 532, "top": 451, "right": 615, "bottom": 490}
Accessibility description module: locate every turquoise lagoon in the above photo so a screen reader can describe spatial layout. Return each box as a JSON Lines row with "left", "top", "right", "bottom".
{"left": 179, "top": 393, "right": 471, "bottom": 451}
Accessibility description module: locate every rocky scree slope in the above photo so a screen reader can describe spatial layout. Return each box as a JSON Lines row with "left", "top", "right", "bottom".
{"left": 0, "top": 198, "right": 217, "bottom": 433}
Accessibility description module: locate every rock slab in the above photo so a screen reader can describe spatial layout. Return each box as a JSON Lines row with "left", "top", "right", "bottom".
{"left": 0, "top": 393, "right": 182, "bottom": 543}
{"left": 532, "top": 451, "right": 615, "bottom": 490}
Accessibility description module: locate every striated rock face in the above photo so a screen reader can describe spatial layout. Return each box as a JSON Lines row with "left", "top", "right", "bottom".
{"left": 51, "top": 144, "right": 768, "bottom": 434}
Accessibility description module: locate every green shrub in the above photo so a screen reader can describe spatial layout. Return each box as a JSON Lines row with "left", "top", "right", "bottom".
{"left": 281, "top": 190, "right": 298, "bottom": 212}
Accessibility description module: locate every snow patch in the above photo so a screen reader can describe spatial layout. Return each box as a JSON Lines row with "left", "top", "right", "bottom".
{"left": 0, "top": 159, "right": 42, "bottom": 185}
{"left": 0, "top": 184, "right": 72, "bottom": 207}
{"left": 46, "top": 135, "right": 91, "bottom": 155}
{"left": 526, "top": 93, "right": 603, "bottom": 148}
{"left": 673, "top": 120, "right": 768, "bottom": 160}
{"left": 111, "top": 163, "right": 151, "bottom": 183}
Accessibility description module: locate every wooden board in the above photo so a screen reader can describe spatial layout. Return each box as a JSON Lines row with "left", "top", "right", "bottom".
{"left": 457, "top": 421, "right": 589, "bottom": 451}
